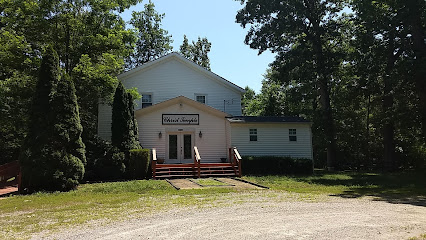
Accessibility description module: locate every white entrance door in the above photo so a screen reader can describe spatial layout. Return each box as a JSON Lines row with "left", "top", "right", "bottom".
{"left": 167, "top": 133, "right": 193, "bottom": 163}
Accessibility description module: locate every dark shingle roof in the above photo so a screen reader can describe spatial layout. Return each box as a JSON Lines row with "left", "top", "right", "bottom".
{"left": 227, "top": 116, "right": 311, "bottom": 123}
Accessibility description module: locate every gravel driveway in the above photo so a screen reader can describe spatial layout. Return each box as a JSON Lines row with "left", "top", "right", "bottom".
{"left": 38, "top": 193, "right": 426, "bottom": 240}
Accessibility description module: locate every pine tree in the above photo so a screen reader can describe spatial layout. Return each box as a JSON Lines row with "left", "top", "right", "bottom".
{"left": 111, "top": 82, "right": 140, "bottom": 152}
{"left": 49, "top": 74, "right": 86, "bottom": 190}
{"left": 19, "top": 46, "right": 60, "bottom": 191}
{"left": 128, "top": 92, "right": 140, "bottom": 149}
{"left": 19, "top": 47, "right": 85, "bottom": 192}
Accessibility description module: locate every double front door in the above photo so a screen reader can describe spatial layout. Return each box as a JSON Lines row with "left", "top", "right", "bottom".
{"left": 167, "top": 133, "right": 193, "bottom": 163}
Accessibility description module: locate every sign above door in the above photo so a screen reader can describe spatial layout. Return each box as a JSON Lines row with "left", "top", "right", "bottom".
{"left": 162, "top": 114, "right": 199, "bottom": 125}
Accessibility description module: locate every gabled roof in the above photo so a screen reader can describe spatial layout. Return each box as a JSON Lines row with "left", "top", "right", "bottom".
{"left": 227, "top": 116, "right": 311, "bottom": 124}
{"left": 135, "top": 96, "right": 231, "bottom": 118}
{"left": 119, "top": 52, "right": 245, "bottom": 94}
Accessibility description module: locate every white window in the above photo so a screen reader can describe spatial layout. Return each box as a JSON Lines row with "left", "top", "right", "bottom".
{"left": 289, "top": 128, "right": 297, "bottom": 141}
{"left": 141, "top": 94, "right": 152, "bottom": 108}
{"left": 195, "top": 94, "right": 207, "bottom": 104}
{"left": 249, "top": 129, "right": 257, "bottom": 141}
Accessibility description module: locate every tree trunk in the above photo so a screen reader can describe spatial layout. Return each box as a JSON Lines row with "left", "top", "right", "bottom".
{"left": 304, "top": 0, "right": 338, "bottom": 170}
{"left": 407, "top": 1, "right": 426, "bottom": 140}
{"left": 382, "top": 35, "right": 399, "bottom": 171}
{"left": 382, "top": 90, "right": 394, "bottom": 171}
{"left": 312, "top": 36, "right": 337, "bottom": 171}
{"left": 364, "top": 93, "right": 371, "bottom": 169}
{"left": 319, "top": 79, "right": 338, "bottom": 171}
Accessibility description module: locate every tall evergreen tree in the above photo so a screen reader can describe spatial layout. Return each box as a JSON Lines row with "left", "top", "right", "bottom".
{"left": 125, "top": 0, "right": 173, "bottom": 69}
{"left": 128, "top": 92, "right": 140, "bottom": 147}
{"left": 49, "top": 74, "right": 86, "bottom": 190}
{"left": 20, "top": 47, "right": 85, "bottom": 192}
{"left": 111, "top": 82, "right": 140, "bottom": 153}
{"left": 20, "top": 47, "right": 60, "bottom": 191}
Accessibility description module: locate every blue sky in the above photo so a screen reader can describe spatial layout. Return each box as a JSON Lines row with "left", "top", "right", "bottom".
{"left": 121, "top": 0, "right": 276, "bottom": 93}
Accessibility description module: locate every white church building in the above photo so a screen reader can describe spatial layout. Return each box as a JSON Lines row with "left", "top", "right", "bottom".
{"left": 97, "top": 52, "right": 312, "bottom": 164}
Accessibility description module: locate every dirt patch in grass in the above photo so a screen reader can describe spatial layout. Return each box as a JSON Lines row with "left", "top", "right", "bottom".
{"left": 167, "top": 178, "right": 264, "bottom": 190}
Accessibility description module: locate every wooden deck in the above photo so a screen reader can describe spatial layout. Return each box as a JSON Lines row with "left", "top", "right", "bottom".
{"left": 0, "top": 161, "right": 21, "bottom": 196}
{"left": 0, "top": 181, "right": 18, "bottom": 197}
{"left": 153, "top": 162, "right": 240, "bottom": 179}
{"left": 151, "top": 147, "right": 242, "bottom": 179}
{"left": 0, "top": 161, "right": 21, "bottom": 197}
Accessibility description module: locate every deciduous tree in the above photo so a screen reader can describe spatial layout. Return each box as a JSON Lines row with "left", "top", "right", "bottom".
{"left": 236, "top": 0, "right": 346, "bottom": 169}
{"left": 126, "top": 0, "right": 173, "bottom": 69}
{"left": 1, "top": 0, "right": 141, "bottom": 164}
{"left": 179, "top": 35, "right": 212, "bottom": 70}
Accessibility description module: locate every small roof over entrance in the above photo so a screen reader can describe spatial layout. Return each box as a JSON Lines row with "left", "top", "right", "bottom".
{"left": 135, "top": 95, "right": 231, "bottom": 118}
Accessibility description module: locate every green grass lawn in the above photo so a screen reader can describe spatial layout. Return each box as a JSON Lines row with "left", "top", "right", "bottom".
{"left": 409, "top": 233, "right": 426, "bottom": 240}
{"left": 0, "top": 180, "right": 239, "bottom": 239}
{"left": 1, "top": 170, "right": 425, "bottom": 239}
{"left": 243, "top": 170, "right": 426, "bottom": 198}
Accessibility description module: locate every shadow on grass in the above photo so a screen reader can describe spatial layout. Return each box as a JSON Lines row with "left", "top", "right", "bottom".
{"left": 297, "top": 170, "right": 426, "bottom": 207}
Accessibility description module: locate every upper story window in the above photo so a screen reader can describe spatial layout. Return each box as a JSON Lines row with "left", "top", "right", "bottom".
{"left": 289, "top": 128, "right": 297, "bottom": 141}
{"left": 249, "top": 128, "right": 257, "bottom": 141}
{"left": 141, "top": 94, "right": 152, "bottom": 108}
{"left": 195, "top": 94, "right": 207, "bottom": 104}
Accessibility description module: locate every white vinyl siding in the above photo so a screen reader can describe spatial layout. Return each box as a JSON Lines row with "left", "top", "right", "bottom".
{"left": 231, "top": 123, "right": 313, "bottom": 159}
{"left": 136, "top": 101, "right": 231, "bottom": 163}
{"left": 121, "top": 58, "right": 242, "bottom": 116}
{"left": 98, "top": 56, "right": 244, "bottom": 140}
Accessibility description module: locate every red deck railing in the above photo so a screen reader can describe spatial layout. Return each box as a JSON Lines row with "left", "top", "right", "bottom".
{"left": 152, "top": 148, "right": 157, "bottom": 179}
{"left": 0, "top": 160, "right": 21, "bottom": 191}
{"left": 194, "top": 146, "right": 201, "bottom": 178}
{"left": 151, "top": 147, "right": 242, "bottom": 179}
{"left": 229, "top": 147, "right": 242, "bottom": 177}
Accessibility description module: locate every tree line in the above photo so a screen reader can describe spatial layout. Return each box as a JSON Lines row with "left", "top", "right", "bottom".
{"left": 0, "top": 0, "right": 211, "bottom": 166}
{"left": 0, "top": 0, "right": 213, "bottom": 191}
{"left": 237, "top": 0, "right": 426, "bottom": 171}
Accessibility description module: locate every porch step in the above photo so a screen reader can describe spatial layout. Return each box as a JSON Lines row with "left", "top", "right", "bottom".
{"left": 153, "top": 163, "right": 239, "bottom": 179}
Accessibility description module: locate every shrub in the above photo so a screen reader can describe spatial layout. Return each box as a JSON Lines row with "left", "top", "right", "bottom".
{"left": 19, "top": 47, "right": 85, "bottom": 192}
{"left": 84, "top": 136, "right": 126, "bottom": 181}
{"left": 129, "top": 149, "right": 150, "bottom": 179}
{"left": 242, "top": 156, "right": 313, "bottom": 175}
